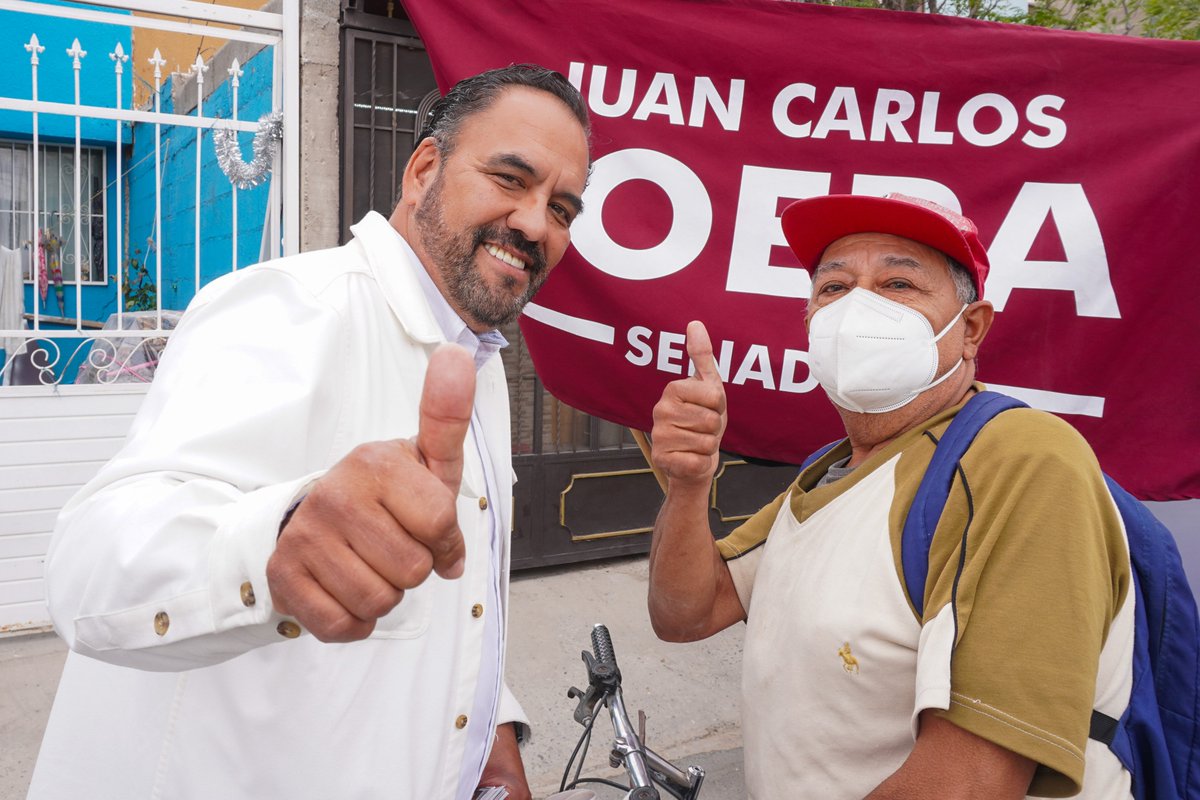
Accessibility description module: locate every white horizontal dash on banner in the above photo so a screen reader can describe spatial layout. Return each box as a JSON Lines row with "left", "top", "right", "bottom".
{"left": 988, "top": 384, "right": 1105, "bottom": 418}
{"left": 522, "top": 303, "right": 615, "bottom": 345}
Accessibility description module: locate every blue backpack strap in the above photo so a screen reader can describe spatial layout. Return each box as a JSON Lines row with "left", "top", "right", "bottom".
{"left": 801, "top": 439, "right": 844, "bottom": 472}
{"left": 901, "top": 391, "right": 1027, "bottom": 617}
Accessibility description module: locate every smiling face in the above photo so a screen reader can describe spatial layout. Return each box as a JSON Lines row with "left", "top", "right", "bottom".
{"left": 397, "top": 86, "right": 590, "bottom": 331}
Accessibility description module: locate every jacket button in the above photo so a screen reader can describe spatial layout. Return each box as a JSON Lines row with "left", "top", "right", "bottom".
{"left": 471, "top": 603, "right": 484, "bottom": 619}
{"left": 153, "top": 611, "right": 170, "bottom": 636}
{"left": 478, "top": 496, "right": 488, "bottom": 510}
{"left": 455, "top": 714, "right": 469, "bottom": 729}
{"left": 240, "top": 581, "right": 256, "bottom": 607}
{"left": 276, "top": 620, "right": 301, "bottom": 639}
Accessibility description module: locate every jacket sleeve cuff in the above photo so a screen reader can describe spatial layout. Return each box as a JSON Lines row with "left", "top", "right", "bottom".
{"left": 70, "top": 472, "right": 327, "bottom": 671}
{"left": 209, "top": 472, "right": 325, "bottom": 632}
{"left": 497, "top": 680, "right": 532, "bottom": 745}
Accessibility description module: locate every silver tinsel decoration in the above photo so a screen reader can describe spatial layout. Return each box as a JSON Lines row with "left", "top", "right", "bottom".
{"left": 213, "top": 111, "right": 284, "bottom": 189}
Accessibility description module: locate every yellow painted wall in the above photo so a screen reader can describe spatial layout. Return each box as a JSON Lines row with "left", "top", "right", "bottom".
{"left": 130, "top": 1, "right": 270, "bottom": 107}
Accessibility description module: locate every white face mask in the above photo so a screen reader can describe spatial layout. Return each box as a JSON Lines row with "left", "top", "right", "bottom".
{"left": 807, "top": 288, "right": 967, "bottom": 414}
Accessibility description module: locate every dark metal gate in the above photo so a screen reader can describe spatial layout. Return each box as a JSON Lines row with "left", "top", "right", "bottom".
{"left": 340, "top": 4, "right": 434, "bottom": 242}
{"left": 340, "top": 2, "right": 797, "bottom": 569}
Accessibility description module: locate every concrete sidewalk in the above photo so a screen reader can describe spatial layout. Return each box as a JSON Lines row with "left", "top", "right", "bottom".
{"left": 509, "top": 557, "right": 745, "bottom": 797}
{"left": 0, "top": 555, "right": 745, "bottom": 799}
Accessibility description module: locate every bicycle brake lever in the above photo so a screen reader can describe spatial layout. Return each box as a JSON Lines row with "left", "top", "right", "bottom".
{"left": 567, "top": 650, "right": 606, "bottom": 726}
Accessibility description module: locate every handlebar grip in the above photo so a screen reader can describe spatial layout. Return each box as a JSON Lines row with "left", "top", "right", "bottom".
{"left": 591, "top": 623, "right": 617, "bottom": 669}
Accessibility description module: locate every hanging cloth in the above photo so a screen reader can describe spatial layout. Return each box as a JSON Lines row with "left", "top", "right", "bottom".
{"left": 0, "top": 244, "right": 27, "bottom": 385}
{"left": 37, "top": 239, "right": 47, "bottom": 303}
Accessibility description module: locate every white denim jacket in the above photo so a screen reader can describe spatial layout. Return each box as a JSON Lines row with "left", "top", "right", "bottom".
{"left": 29, "top": 212, "right": 526, "bottom": 800}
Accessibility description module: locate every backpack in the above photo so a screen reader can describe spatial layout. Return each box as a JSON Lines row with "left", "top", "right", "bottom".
{"left": 801, "top": 391, "right": 1200, "bottom": 800}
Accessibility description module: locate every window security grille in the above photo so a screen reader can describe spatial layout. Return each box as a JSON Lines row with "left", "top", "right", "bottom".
{"left": 0, "top": 140, "right": 106, "bottom": 284}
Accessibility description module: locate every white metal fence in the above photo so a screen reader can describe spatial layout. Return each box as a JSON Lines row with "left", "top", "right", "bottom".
{"left": 0, "top": 0, "right": 298, "bottom": 385}
{"left": 0, "top": 0, "right": 300, "bottom": 634}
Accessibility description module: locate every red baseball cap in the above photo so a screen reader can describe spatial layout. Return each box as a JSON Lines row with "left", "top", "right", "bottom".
{"left": 780, "top": 193, "right": 990, "bottom": 299}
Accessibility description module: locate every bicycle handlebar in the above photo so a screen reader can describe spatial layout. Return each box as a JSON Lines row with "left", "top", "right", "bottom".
{"left": 591, "top": 623, "right": 616, "bottom": 670}
{"left": 563, "top": 624, "right": 705, "bottom": 800}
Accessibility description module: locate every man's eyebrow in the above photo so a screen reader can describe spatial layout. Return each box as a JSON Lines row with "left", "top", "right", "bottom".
{"left": 490, "top": 152, "right": 537, "bottom": 177}
{"left": 811, "top": 259, "right": 846, "bottom": 279}
{"left": 881, "top": 254, "right": 924, "bottom": 269}
{"left": 561, "top": 192, "right": 584, "bottom": 217}
{"left": 488, "top": 152, "right": 584, "bottom": 216}
{"left": 812, "top": 254, "right": 925, "bottom": 276}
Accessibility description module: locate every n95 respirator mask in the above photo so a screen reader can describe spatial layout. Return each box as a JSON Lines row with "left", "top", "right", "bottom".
{"left": 807, "top": 288, "right": 967, "bottom": 414}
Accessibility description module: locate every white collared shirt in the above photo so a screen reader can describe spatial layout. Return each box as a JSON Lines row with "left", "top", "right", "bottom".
{"left": 401, "top": 234, "right": 508, "bottom": 800}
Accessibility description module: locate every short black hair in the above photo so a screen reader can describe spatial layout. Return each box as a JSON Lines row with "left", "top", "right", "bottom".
{"left": 418, "top": 64, "right": 591, "bottom": 161}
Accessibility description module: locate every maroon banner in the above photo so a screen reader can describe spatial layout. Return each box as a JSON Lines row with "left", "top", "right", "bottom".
{"left": 402, "top": 0, "right": 1200, "bottom": 500}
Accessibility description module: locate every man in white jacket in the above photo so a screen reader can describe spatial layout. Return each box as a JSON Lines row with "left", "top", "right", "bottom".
{"left": 29, "top": 65, "right": 591, "bottom": 800}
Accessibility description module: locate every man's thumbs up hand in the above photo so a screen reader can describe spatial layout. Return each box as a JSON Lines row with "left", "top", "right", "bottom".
{"left": 268, "top": 344, "right": 476, "bottom": 643}
{"left": 685, "top": 319, "right": 724, "bottom": 386}
{"left": 417, "top": 344, "right": 475, "bottom": 496}
{"left": 651, "top": 321, "right": 728, "bottom": 490}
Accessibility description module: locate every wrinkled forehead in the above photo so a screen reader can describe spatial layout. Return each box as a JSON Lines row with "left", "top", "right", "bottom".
{"left": 455, "top": 88, "right": 590, "bottom": 183}
{"left": 457, "top": 87, "right": 588, "bottom": 149}
{"left": 814, "top": 232, "right": 951, "bottom": 275}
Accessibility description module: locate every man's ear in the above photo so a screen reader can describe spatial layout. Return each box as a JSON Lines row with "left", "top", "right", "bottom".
{"left": 962, "top": 300, "right": 994, "bottom": 361}
{"left": 400, "top": 137, "right": 441, "bottom": 208}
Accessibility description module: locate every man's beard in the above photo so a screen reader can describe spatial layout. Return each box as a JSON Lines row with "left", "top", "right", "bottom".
{"left": 414, "top": 174, "right": 549, "bottom": 329}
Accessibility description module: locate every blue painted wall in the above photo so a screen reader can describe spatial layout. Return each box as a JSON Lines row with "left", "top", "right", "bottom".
{"left": 125, "top": 45, "right": 274, "bottom": 314}
{"left": 0, "top": 2, "right": 131, "bottom": 143}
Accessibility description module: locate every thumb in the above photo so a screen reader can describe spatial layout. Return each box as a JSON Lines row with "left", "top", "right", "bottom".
{"left": 417, "top": 344, "right": 476, "bottom": 492}
{"left": 686, "top": 320, "right": 722, "bottom": 383}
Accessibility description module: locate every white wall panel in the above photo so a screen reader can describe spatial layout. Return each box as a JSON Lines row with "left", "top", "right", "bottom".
{"left": 0, "top": 385, "right": 147, "bottom": 633}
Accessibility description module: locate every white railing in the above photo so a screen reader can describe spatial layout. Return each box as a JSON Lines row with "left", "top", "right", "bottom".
{"left": 0, "top": 0, "right": 299, "bottom": 387}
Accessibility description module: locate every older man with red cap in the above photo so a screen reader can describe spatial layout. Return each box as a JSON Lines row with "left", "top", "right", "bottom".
{"left": 646, "top": 194, "right": 1133, "bottom": 799}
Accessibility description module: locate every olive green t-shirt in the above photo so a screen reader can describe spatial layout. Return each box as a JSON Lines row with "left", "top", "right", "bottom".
{"left": 719, "top": 391, "right": 1133, "bottom": 799}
